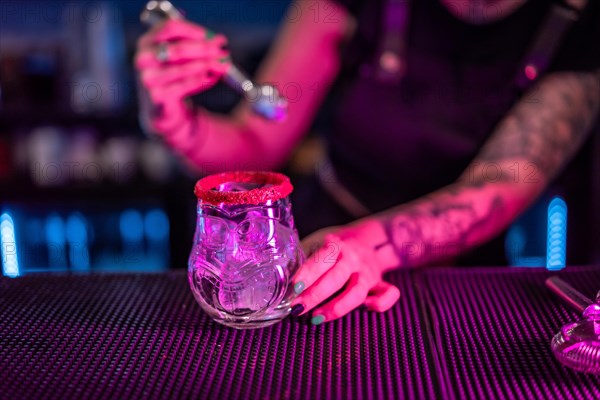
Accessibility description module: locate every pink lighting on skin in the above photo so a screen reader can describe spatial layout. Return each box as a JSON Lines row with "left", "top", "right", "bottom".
{"left": 135, "top": 1, "right": 348, "bottom": 172}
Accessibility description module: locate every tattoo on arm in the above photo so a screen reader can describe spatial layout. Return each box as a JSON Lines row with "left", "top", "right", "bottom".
{"left": 374, "top": 70, "right": 600, "bottom": 268}
{"left": 377, "top": 189, "right": 505, "bottom": 267}
{"left": 476, "top": 71, "right": 600, "bottom": 181}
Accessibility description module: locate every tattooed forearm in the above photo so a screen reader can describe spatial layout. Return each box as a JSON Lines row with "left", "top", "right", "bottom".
{"left": 374, "top": 184, "right": 507, "bottom": 267}
{"left": 475, "top": 70, "right": 600, "bottom": 181}
{"left": 371, "top": 70, "right": 600, "bottom": 269}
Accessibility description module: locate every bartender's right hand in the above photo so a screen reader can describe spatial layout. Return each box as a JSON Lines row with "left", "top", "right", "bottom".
{"left": 135, "top": 19, "right": 231, "bottom": 133}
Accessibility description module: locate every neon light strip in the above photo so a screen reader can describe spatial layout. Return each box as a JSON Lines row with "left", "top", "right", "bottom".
{"left": 1, "top": 213, "right": 20, "bottom": 278}
{"left": 546, "top": 197, "right": 567, "bottom": 271}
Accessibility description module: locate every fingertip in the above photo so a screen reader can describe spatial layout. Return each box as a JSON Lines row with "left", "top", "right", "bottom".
{"left": 290, "top": 303, "right": 305, "bottom": 317}
{"left": 365, "top": 283, "right": 401, "bottom": 312}
{"left": 383, "top": 284, "right": 401, "bottom": 302}
{"left": 220, "top": 61, "right": 233, "bottom": 75}
{"left": 213, "top": 33, "right": 228, "bottom": 45}
{"left": 293, "top": 281, "right": 305, "bottom": 295}
{"left": 315, "top": 305, "right": 341, "bottom": 323}
{"left": 364, "top": 300, "right": 387, "bottom": 313}
{"left": 364, "top": 297, "right": 391, "bottom": 312}
{"left": 289, "top": 263, "right": 324, "bottom": 302}
{"left": 215, "top": 57, "right": 232, "bottom": 73}
{"left": 311, "top": 315, "right": 325, "bottom": 326}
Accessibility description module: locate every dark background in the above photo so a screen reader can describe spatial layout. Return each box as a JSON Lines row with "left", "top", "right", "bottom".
{"left": 0, "top": 0, "right": 297, "bottom": 276}
{"left": 1, "top": 0, "right": 597, "bottom": 278}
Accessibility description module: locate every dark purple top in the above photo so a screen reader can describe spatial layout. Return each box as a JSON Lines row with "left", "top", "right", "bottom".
{"left": 329, "top": 0, "right": 600, "bottom": 211}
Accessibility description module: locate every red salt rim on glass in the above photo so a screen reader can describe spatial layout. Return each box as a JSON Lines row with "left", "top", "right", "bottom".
{"left": 194, "top": 171, "right": 293, "bottom": 205}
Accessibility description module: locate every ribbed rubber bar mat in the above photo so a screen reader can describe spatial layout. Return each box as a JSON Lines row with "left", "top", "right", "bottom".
{"left": 0, "top": 271, "right": 436, "bottom": 400}
{"left": 417, "top": 267, "right": 600, "bottom": 399}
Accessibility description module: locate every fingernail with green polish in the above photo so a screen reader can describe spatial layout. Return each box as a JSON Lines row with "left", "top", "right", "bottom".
{"left": 294, "top": 281, "right": 305, "bottom": 295}
{"left": 311, "top": 315, "right": 325, "bottom": 326}
{"left": 205, "top": 30, "right": 215, "bottom": 39}
{"left": 219, "top": 57, "right": 230, "bottom": 63}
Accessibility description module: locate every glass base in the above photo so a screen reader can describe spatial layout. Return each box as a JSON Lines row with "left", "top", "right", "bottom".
{"left": 207, "top": 298, "right": 292, "bottom": 330}
{"left": 215, "top": 318, "right": 282, "bottom": 330}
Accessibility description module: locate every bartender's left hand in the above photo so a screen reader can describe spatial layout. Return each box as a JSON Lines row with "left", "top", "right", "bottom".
{"left": 290, "top": 219, "right": 401, "bottom": 324}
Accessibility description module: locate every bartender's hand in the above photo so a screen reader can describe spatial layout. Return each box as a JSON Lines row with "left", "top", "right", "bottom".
{"left": 290, "top": 220, "right": 401, "bottom": 325}
{"left": 135, "top": 19, "right": 231, "bottom": 133}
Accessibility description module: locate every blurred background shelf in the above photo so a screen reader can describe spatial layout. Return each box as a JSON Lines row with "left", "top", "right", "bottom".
{"left": 0, "top": 0, "right": 293, "bottom": 276}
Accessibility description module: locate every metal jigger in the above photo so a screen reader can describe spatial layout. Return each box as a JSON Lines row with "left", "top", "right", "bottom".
{"left": 140, "top": 0, "right": 287, "bottom": 122}
{"left": 546, "top": 276, "right": 600, "bottom": 374}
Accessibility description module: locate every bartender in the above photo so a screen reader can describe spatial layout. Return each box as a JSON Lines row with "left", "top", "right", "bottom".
{"left": 135, "top": 0, "right": 600, "bottom": 324}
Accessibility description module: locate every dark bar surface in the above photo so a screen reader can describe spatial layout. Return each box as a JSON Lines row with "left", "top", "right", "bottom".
{"left": 1, "top": 267, "right": 599, "bottom": 399}
{"left": 0, "top": 271, "right": 435, "bottom": 400}
{"left": 417, "top": 266, "right": 600, "bottom": 399}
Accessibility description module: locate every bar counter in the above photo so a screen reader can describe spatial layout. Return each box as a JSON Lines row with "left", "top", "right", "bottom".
{"left": 2, "top": 267, "right": 599, "bottom": 399}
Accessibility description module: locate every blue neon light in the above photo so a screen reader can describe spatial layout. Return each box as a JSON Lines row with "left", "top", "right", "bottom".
{"left": 119, "top": 209, "right": 144, "bottom": 243}
{"left": 45, "top": 214, "right": 66, "bottom": 246}
{"left": 66, "top": 213, "right": 90, "bottom": 270}
{"left": 546, "top": 197, "right": 567, "bottom": 271}
{"left": 1, "top": 213, "right": 20, "bottom": 278}
{"left": 144, "top": 209, "right": 169, "bottom": 241}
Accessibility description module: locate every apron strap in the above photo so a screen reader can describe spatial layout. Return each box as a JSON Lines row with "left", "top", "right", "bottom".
{"left": 514, "top": 0, "right": 589, "bottom": 90}
{"left": 373, "top": 0, "right": 411, "bottom": 84}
